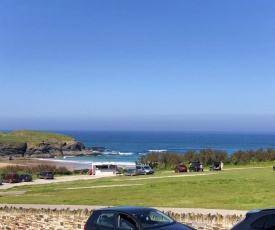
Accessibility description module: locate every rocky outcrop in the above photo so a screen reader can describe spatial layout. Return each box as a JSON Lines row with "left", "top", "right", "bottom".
{"left": 0, "top": 142, "right": 27, "bottom": 157}
{"left": 0, "top": 140, "right": 89, "bottom": 159}
{"left": 0, "top": 130, "right": 90, "bottom": 159}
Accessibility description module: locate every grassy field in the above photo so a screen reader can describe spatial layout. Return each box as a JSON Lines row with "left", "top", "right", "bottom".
{"left": 2, "top": 165, "right": 275, "bottom": 210}
{"left": 0, "top": 130, "right": 74, "bottom": 144}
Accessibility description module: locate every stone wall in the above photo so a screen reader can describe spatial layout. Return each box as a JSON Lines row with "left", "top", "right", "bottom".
{"left": 0, "top": 206, "right": 244, "bottom": 230}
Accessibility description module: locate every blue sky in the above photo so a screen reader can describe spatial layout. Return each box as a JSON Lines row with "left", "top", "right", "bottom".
{"left": 1, "top": 1, "right": 275, "bottom": 132}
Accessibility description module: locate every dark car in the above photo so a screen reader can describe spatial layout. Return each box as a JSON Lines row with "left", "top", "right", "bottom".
{"left": 175, "top": 163, "right": 188, "bottom": 172}
{"left": 19, "top": 174, "right": 33, "bottom": 182}
{"left": 230, "top": 208, "right": 275, "bottom": 230}
{"left": 124, "top": 168, "right": 140, "bottom": 176}
{"left": 84, "top": 206, "right": 196, "bottom": 230}
{"left": 273, "top": 165, "right": 275, "bottom": 171}
{"left": 189, "top": 161, "right": 203, "bottom": 172}
{"left": 209, "top": 162, "right": 221, "bottom": 171}
{"left": 37, "top": 171, "right": 54, "bottom": 179}
{"left": 2, "top": 173, "right": 20, "bottom": 183}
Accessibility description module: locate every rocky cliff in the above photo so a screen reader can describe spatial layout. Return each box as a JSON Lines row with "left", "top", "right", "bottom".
{"left": 0, "top": 130, "right": 89, "bottom": 159}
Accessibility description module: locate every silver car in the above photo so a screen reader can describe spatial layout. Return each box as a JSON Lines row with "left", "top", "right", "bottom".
{"left": 136, "top": 165, "right": 154, "bottom": 175}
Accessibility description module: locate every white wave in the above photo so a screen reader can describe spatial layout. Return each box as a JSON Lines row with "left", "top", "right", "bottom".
{"left": 101, "top": 150, "right": 119, "bottom": 155}
{"left": 148, "top": 149, "right": 167, "bottom": 152}
{"left": 118, "top": 152, "right": 134, "bottom": 156}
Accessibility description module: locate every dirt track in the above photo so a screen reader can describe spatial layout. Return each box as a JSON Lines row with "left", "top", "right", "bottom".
{"left": 0, "top": 174, "right": 112, "bottom": 190}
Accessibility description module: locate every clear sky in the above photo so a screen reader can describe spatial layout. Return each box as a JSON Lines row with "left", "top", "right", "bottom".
{"left": 1, "top": 1, "right": 275, "bottom": 132}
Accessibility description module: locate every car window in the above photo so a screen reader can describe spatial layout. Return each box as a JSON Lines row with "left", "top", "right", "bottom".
{"left": 95, "top": 212, "right": 115, "bottom": 227}
{"left": 117, "top": 214, "right": 137, "bottom": 229}
{"left": 264, "top": 214, "right": 275, "bottom": 229}
{"left": 134, "top": 210, "right": 174, "bottom": 228}
{"left": 251, "top": 216, "right": 268, "bottom": 228}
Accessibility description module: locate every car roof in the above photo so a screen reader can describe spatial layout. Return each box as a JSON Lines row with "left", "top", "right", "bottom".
{"left": 94, "top": 206, "right": 156, "bottom": 214}
{"left": 255, "top": 207, "right": 275, "bottom": 213}
{"left": 246, "top": 208, "right": 275, "bottom": 216}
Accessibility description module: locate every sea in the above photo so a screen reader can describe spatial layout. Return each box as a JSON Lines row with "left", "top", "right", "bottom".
{"left": 44, "top": 131, "right": 275, "bottom": 168}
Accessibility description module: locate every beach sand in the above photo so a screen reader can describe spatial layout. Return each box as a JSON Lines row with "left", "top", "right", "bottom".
{"left": 0, "top": 159, "right": 90, "bottom": 171}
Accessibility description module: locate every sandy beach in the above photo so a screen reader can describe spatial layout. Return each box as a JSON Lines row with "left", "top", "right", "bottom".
{"left": 0, "top": 158, "right": 90, "bottom": 171}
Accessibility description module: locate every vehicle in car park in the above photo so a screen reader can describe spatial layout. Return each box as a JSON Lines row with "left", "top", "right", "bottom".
{"left": 2, "top": 173, "right": 20, "bottom": 183}
{"left": 37, "top": 171, "right": 54, "bottom": 179}
{"left": 123, "top": 168, "right": 140, "bottom": 176}
{"left": 175, "top": 163, "right": 188, "bottom": 172}
{"left": 209, "top": 162, "right": 221, "bottom": 171}
{"left": 84, "top": 206, "right": 196, "bottom": 230}
{"left": 0, "top": 179, "right": 2, "bottom": 185}
{"left": 189, "top": 161, "right": 203, "bottom": 172}
{"left": 273, "top": 165, "right": 275, "bottom": 171}
{"left": 136, "top": 165, "right": 154, "bottom": 175}
{"left": 19, "top": 174, "right": 33, "bottom": 182}
{"left": 230, "top": 207, "right": 275, "bottom": 230}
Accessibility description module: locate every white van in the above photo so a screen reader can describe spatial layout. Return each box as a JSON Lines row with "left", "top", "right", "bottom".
{"left": 136, "top": 165, "right": 154, "bottom": 175}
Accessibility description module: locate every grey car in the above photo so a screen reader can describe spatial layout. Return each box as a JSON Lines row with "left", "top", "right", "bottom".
{"left": 231, "top": 208, "right": 275, "bottom": 230}
{"left": 136, "top": 165, "right": 154, "bottom": 175}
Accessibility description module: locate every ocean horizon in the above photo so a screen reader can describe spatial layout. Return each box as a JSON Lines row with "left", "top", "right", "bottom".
{"left": 4, "top": 130, "right": 275, "bottom": 166}
{"left": 43, "top": 130, "right": 275, "bottom": 166}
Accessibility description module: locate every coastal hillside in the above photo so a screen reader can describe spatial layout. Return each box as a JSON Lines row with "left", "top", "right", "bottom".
{"left": 0, "top": 130, "right": 88, "bottom": 159}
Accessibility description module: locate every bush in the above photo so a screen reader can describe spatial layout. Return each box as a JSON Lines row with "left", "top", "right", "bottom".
{"left": 0, "top": 164, "right": 74, "bottom": 176}
{"left": 72, "top": 169, "right": 89, "bottom": 175}
{"left": 139, "top": 147, "right": 275, "bottom": 169}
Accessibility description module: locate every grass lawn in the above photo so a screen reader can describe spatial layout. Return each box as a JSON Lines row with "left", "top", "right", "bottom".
{"left": 1, "top": 165, "right": 275, "bottom": 210}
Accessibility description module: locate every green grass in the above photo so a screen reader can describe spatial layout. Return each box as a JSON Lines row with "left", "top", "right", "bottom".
{"left": 1, "top": 165, "right": 275, "bottom": 210}
{"left": 0, "top": 130, "right": 74, "bottom": 144}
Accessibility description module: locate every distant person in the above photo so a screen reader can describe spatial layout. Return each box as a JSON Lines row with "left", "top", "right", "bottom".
{"left": 200, "top": 164, "right": 203, "bottom": 172}
{"left": 220, "top": 161, "right": 224, "bottom": 170}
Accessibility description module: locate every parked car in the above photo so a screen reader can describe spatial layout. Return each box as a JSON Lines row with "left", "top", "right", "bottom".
{"left": 37, "top": 171, "right": 54, "bottom": 179}
{"left": 230, "top": 207, "right": 275, "bottom": 230}
{"left": 273, "top": 165, "right": 275, "bottom": 171}
{"left": 19, "top": 174, "right": 33, "bottom": 182}
{"left": 123, "top": 168, "right": 139, "bottom": 176}
{"left": 0, "top": 179, "right": 2, "bottom": 185}
{"left": 189, "top": 161, "right": 203, "bottom": 172}
{"left": 2, "top": 173, "right": 20, "bottom": 183}
{"left": 136, "top": 165, "right": 154, "bottom": 175}
{"left": 84, "top": 206, "right": 196, "bottom": 230}
{"left": 175, "top": 163, "right": 188, "bottom": 172}
{"left": 209, "top": 162, "right": 221, "bottom": 171}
